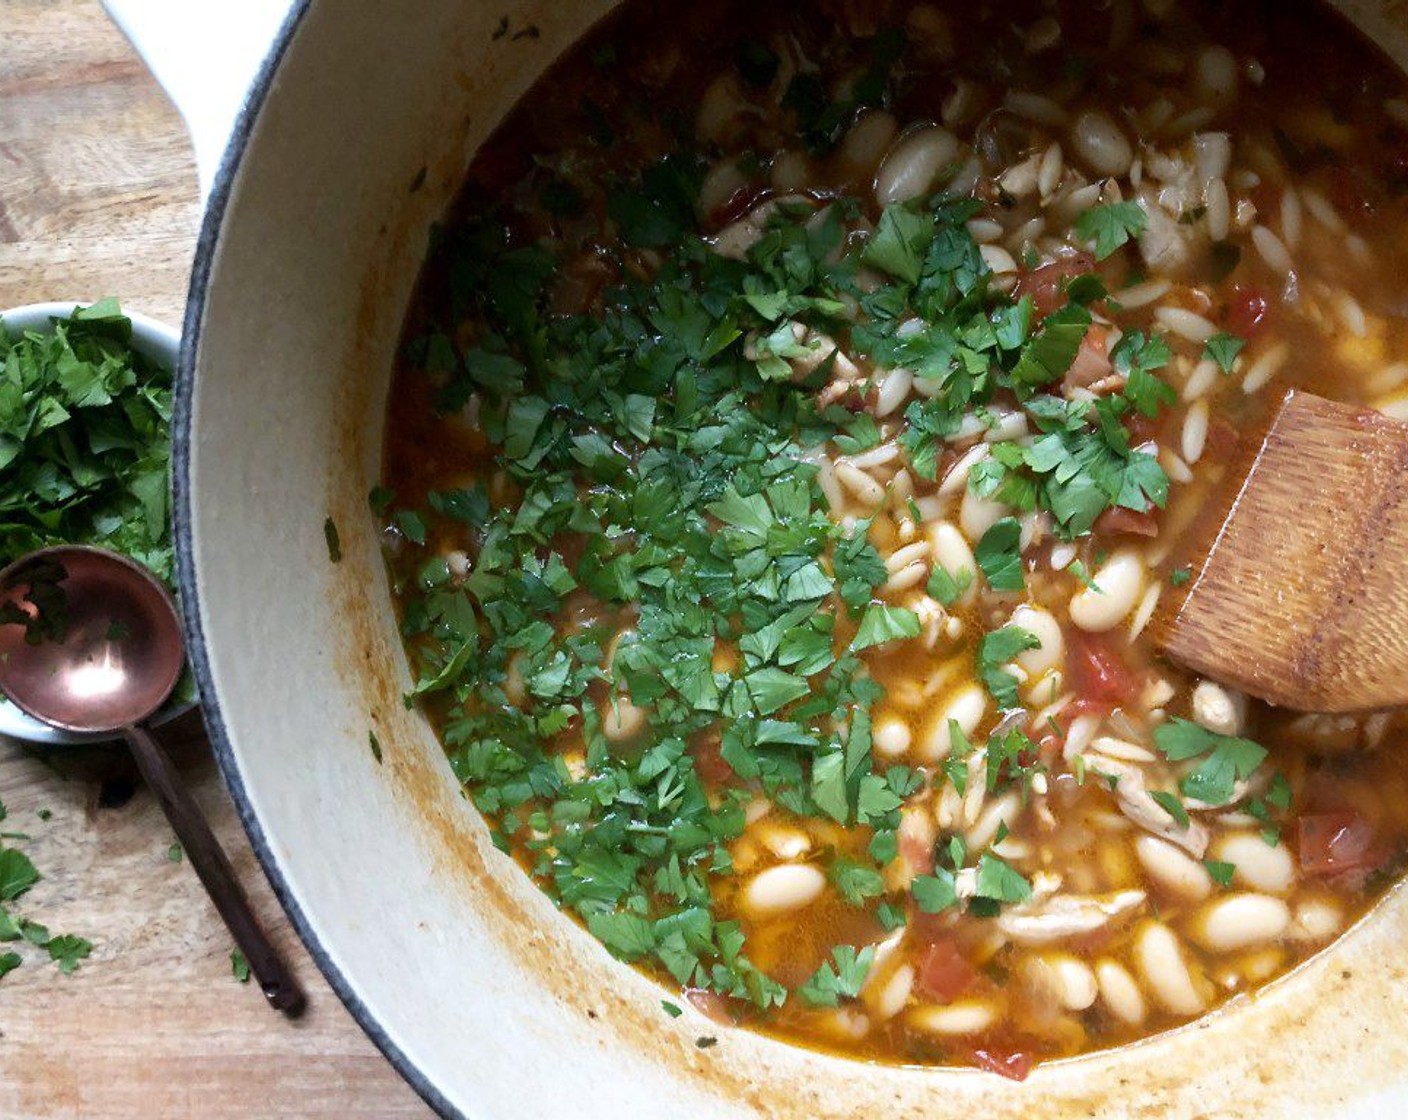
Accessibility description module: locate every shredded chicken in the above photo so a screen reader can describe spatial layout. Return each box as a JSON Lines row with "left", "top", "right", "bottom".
{"left": 997, "top": 889, "right": 1147, "bottom": 946}
{"left": 1085, "top": 754, "right": 1210, "bottom": 857}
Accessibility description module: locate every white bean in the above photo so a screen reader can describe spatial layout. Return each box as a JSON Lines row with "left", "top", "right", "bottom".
{"left": 757, "top": 823, "right": 811, "bottom": 861}
{"left": 770, "top": 150, "right": 813, "bottom": 191}
{"left": 927, "top": 522, "right": 978, "bottom": 605}
{"left": 873, "top": 716, "right": 913, "bottom": 760}
{"left": 1192, "top": 680, "right": 1246, "bottom": 736}
{"left": 1070, "top": 549, "right": 1145, "bottom": 632}
{"left": 979, "top": 244, "right": 1019, "bottom": 275}
{"left": 876, "top": 126, "right": 960, "bottom": 206}
{"left": 1192, "top": 45, "right": 1239, "bottom": 107}
{"left": 906, "top": 1000, "right": 998, "bottom": 1036}
{"left": 1292, "top": 896, "right": 1344, "bottom": 941}
{"left": 1212, "top": 832, "right": 1295, "bottom": 895}
{"left": 1136, "top": 835, "right": 1213, "bottom": 901}
{"left": 1005, "top": 90, "right": 1069, "bottom": 127}
{"left": 959, "top": 488, "right": 1009, "bottom": 544}
{"left": 699, "top": 160, "right": 749, "bottom": 218}
{"left": 1189, "top": 893, "right": 1289, "bottom": 952}
{"left": 1070, "top": 110, "right": 1133, "bottom": 177}
{"left": 696, "top": 74, "right": 747, "bottom": 145}
{"left": 602, "top": 697, "right": 647, "bottom": 741}
{"left": 919, "top": 684, "right": 988, "bottom": 761}
{"left": 1010, "top": 605, "right": 1064, "bottom": 676}
{"left": 840, "top": 110, "right": 899, "bottom": 175}
{"left": 1096, "top": 959, "right": 1147, "bottom": 1025}
{"left": 1134, "top": 921, "right": 1207, "bottom": 1016}
{"left": 741, "top": 863, "right": 826, "bottom": 917}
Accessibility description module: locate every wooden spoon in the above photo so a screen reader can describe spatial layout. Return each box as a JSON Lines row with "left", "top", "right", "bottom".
{"left": 1161, "top": 389, "right": 1408, "bottom": 713}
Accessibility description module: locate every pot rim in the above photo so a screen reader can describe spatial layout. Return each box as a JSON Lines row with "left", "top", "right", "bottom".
{"left": 170, "top": 4, "right": 464, "bottom": 1118}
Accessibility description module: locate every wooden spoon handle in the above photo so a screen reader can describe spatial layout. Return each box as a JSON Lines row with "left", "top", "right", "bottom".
{"left": 123, "top": 722, "right": 306, "bottom": 1015}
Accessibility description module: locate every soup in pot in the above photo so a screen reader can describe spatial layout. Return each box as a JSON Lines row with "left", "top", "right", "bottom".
{"left": 378, "top": 0, "right": 1408, "bottom": 1077}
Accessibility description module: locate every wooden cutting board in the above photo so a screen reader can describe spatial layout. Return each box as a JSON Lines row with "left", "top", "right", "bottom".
{"left": 0, "top": 2, "right": 432, "bottom": 1115}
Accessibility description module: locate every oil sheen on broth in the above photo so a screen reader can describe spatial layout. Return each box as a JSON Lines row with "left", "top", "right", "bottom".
{"left": 380, "top": 0, "right": 1408, "bottom": 1077}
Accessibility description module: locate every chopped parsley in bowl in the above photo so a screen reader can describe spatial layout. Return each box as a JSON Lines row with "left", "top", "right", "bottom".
{"left": 0, "top": 300, "right": 192, "bottom": 745}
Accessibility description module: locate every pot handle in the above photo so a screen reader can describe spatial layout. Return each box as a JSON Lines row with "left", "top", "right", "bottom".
{"left": 100, "top": 0, "right": 298, "bottom": 203}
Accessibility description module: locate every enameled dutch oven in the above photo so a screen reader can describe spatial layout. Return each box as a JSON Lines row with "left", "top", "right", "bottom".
{"left": 102, "top": 2, "right": 1408, "bottom": 1115}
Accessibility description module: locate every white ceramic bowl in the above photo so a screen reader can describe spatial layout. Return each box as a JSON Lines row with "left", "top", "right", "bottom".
{"left": 0, "top": 301, "right": 189, "bottom": 745}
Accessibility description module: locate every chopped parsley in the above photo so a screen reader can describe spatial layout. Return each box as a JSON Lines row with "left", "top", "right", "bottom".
{"left": 974, "top": 517, "right": 1025, "bottom": 592}
{"left": 797, "top": 944, "right": 874, "bottom": 1007}
{"left": 1153, "top": 719, "right": 1267, "bottom": 806}
{"left": 382, "top": 111, "right": 1188, "bottom": 1018}
{"left": 324, "top": 517, "right": 342, "bottom": 563}
{"left": 0, "top": 301, "right": 174, "bottom": 581}
{"left": 1203, "top": 332, "right": 1245, "bottom": 373}
{"left": 1075, "top": 202, "right": 1149, "bottom": 261}
{"left": 977, "top": 626, "right": 1041, "bottom": 709}
{"left": 1204, "top": 860, "right": 1236, "bottom": 887}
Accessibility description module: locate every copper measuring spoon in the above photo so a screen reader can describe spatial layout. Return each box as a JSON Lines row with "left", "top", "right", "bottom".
{"left": 0, "top": 545, "right": 305, "bottom": 1014}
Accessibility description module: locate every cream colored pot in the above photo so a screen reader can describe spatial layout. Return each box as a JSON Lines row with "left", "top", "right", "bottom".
{"left": 104, "top": 2, "right": 1408, "bottom": 1116}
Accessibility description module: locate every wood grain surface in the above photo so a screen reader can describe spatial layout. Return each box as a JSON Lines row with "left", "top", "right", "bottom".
{"left": 0, "top": 2, "right": 432, "bottom": 1115}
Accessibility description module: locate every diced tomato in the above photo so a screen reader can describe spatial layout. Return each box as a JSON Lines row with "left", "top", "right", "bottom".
{"left": 1015, "top": 252, "right": 1097, "bottom": 318}
{"left": 1123, "top": 409, "right": 1160, "bottom": 446}
{"left": 684, "top": 987, "right": 735, "bottom": 1024}
{"left": 898, "top": 824, "right": 936, "bottom": 878}
{"left": 1094, "top": 507, "right": 1159, "bottom": 538}
{"left": 690, "top": 740, "right": 734, "bottom": 786}
{"left": 1225, "top": 285, "right": 1271, "bottom": 339}
{"left": 1063, "top": 325, "right": 1113, "bottom": 392}
{"left": 969, "top": 1047, "right": 1036, "bottom": 1082}
{"left": 1203, "top": 417, "right": 1239, "bottom": 463}
{"left": 915, "top": 939, "right": 978, "bottom": 1002}
{"left": 1297, "top": 812, "right": 1386, "bottom": 876}
{"left": 1066, "top": 630, "right": 1141, "bottom": 706}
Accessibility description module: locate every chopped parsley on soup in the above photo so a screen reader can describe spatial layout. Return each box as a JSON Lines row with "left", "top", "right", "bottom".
{"left": 378, "top": 0, "right": 1408, "bottom": 1076}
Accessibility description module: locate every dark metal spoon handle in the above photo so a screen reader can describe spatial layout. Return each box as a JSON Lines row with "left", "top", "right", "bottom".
{"left": 123, "top": 722, "right": 306, "bottom": 1015}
